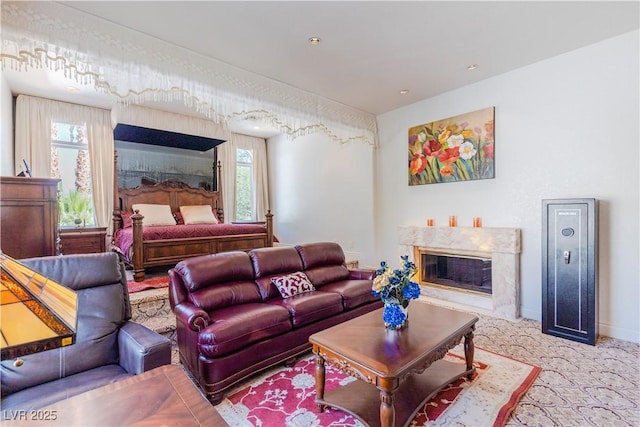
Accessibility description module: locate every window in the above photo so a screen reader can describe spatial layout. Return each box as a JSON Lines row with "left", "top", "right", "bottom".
{"left": 51, "top": 121, "right": 96, "bottom": 227}
{"left": 235, "top": 148, "right": 255, "bottom": 221}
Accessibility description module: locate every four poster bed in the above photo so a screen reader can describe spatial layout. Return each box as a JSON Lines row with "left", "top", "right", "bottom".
{"left": 112, "top": 160, "right": 273, "bottom": 282}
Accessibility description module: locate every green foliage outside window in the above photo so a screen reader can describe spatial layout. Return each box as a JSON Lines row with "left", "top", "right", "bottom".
{"left": 235, "top": 164, "right": 252, "bottom": 221}
{"left": 235, "top": 148, "right": 255, "bottom": 222}
{"left": 59, "top": 189, "right": 95, "bottom": 227}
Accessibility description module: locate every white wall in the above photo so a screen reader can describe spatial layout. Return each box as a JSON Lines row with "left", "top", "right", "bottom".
{"left": 267, "top": 132, "right": 376, "bottom": 265}
{"left": 0, "top": 71, "right": 14, "bottom": 175}
{"left": 375, "top": 31, "right": 639, "bottom": 343}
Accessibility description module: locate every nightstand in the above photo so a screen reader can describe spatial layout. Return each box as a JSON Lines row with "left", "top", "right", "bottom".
{"left": 59, "top": 227, "right": 107, "bottom": 255}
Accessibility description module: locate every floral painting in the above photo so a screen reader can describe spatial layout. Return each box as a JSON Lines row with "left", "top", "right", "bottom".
{"left": 408, "top": 107, "right": 495, "bottom": 185}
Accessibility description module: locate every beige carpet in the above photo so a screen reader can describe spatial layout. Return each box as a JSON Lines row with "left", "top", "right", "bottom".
{"left": 471, "top": 314, "right": 639, "bottom": 426}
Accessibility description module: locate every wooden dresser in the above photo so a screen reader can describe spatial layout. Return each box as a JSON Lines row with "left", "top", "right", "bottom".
{"left": 0, "top": 176, "right": 60, "bottom": 259}
{"left": 59, "top": 227, "right": 107, "bottom": 255}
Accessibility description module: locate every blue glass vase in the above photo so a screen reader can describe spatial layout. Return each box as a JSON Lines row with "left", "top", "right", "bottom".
{"left": 382, "top": 300, "right": 409, "bottom": 330}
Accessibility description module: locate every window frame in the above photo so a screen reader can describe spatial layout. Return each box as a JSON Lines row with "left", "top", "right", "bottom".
{"left": 235, "top": 147, "right": 256, "bottom": 222}
{"left": 50, "top": 121, "right": 97, "bottom": 228}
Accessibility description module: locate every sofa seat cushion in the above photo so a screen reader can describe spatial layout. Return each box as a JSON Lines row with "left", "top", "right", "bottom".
{"left": 267, "top": 291, "right": 343, "bottom": 327}
{"left": 199, "top": 303, "right": 292, "bottom": 358}
{"left": 320, "top": 279, "right": 379, "bottom": 310}
{"left": 0, "top": 364, "right": 130, "bottom": 413}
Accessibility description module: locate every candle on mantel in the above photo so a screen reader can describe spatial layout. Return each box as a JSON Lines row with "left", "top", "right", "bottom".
{"left": 473, "top": 217, "right": 482, "bottom": 228}
{"left": 448, "top": 215, "right": 457, "bottom": 227}
{"left": 426, "top": 218, "right": 435, "bottom": 227}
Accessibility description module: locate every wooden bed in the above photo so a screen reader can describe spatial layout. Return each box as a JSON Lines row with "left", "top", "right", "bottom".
{"left": 112, "top": 179, "right": 273, "bottom": 282}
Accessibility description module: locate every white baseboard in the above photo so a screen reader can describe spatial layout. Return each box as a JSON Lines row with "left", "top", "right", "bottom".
{"left": 520, "top": 306, "right": 639, "bottom": 344}
{"left": 598, "top": 322, "right": 640, "bottom": 344}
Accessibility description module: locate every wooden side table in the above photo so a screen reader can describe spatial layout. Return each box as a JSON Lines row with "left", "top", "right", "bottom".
{"left": 59, "top": 227, "right": 107, "bottom": 255}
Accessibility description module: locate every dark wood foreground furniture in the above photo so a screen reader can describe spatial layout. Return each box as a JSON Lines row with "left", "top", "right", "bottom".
{"left": 310, "top": 303, "right": 478, "bottom": 427}
{"left": 0, "top": 177, "right": 60, "bottom": 259}
{"left": 59, "top": 227, "right": 107, "bottom": 254}
{"left": 3, "top": 365, "right": 228, "bottom": 427}
{"left": 113, "top": 180, "right": 274, "bottom": 281}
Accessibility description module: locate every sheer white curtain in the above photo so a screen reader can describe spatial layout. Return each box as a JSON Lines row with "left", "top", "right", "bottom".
{"left": 111, "top": 104, "right": 230, "bottom": 140}
{"left": 15, "top": 96, "right": 52, "bottom": 177}
{"left": 14, "top": 95, "right": 115, "bottom": 232}
{"left": 4, "top": 2, "right": 378, "bottom": 146}
{"left": 238, "top": 134, "right": 270, "bottom": 222}
{"left": 86, "top": 111, "right": 115, "bottom": 233}
{"left": 217, "top": 138, "right": 236, "bottom": 223}
{"left": 217, "top": 133, "right": 269, "bottom": 223}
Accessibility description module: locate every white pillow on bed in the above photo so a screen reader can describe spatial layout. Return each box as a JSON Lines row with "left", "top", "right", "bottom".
{"left": 131, "top": 204, "right": 176, "bottom": 226}
{"left": 180, "top": 205, "right": 219, "bottom": 225}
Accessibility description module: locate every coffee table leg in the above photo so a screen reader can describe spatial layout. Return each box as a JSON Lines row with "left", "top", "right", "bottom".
{"left": 464, "top": 327, "right": 475, "bottom": 379}
{"left": 379, "top": 390, "right": 394, "bottom": 427}
{"left": 314, "top": 354, "right": 326, "bottom": 411}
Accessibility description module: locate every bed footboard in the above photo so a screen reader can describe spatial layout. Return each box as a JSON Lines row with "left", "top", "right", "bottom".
{"left": 130, "top": 210, "right": 274, "bottom": 282}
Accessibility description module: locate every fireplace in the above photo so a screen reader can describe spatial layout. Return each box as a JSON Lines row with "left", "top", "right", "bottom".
{"left": 420, "top": 251, "right": 492, "bottom": 295}
{"left": 398, "top": 225, "right": 521, "bottom": 319}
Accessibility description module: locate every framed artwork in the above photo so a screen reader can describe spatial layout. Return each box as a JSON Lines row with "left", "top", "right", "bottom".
{"left": 408, "top": 107, "right": 495, "bottom": 185}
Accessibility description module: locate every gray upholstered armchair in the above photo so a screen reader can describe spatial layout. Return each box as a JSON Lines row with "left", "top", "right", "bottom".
{"left": 0, "top": 252, "right": 171, "bottom": 413}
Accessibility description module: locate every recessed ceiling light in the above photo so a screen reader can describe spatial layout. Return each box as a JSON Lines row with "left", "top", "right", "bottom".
{"left": 65, "top": 86, "right": 80, "bottom": 92}
{"left": 399, "top": 89, "right": 409, "bottom": 95}
{"left": 308, "top": 37, "right": 321, "bottom": 45}
{"left": 466, "top": 64, "right": 479, "bottom": 71}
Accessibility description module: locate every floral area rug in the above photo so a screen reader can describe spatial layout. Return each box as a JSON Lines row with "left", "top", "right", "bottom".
{"left": 217, "top": 346, "right": 541, "bottom": 427}
{"left": 127, "top": 276, "right": 169, "bottom": 294}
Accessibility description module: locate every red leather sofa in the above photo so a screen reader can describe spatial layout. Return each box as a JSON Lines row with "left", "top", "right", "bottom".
{"left": 168, "top": 242, "right": 382, "bottom": 404}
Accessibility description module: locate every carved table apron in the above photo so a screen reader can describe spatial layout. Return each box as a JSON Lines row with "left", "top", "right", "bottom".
{"left": 309, "top": 302, "right": 478, "bottom": 427}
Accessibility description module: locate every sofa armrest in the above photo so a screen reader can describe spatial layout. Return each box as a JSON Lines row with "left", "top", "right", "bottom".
{"left": 174, "top": 302, "right": 210, "bottom": 332}
{"left": 349, "top": 268, "right": 376, "bottom": 280}
{"left": 118, "top": 322, "right": 171, "bottom": 375}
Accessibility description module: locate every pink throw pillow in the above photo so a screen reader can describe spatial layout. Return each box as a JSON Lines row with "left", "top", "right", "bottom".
{"left": 271, "top": 272, "right": 315, "bottom": 298}
{"left": 121, "top": 211, "right": 133, "bottom": 228}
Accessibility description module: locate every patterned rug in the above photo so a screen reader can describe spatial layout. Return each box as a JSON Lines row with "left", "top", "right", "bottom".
{"left": 217, "top": 346, "right": 540, "bottom": 427}
{"left": 127, "top": 276, "right": 170, "bottom": 294}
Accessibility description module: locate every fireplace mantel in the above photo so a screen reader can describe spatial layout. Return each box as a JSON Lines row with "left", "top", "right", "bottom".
{"left": 398, "top": 225, "right": 521, "bottom": 319}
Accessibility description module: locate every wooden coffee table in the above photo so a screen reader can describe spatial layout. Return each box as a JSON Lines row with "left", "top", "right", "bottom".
{"left": 3, "top": 364, "right": 228, "bottom": 426}
{"left": 309, "top": 302, "right": 478, "bottom": 427}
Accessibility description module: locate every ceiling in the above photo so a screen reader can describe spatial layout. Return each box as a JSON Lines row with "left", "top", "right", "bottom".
{"left": 3, "top": 1, "right": 639, "bottom": 137}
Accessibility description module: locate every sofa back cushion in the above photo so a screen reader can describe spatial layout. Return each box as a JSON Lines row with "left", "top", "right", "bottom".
{"left": 249, "top": 246, "right": 304, "bottom": 300}
{"left": 1, "top": 253, "right": 127, "bottom": 396}
{"left": 295, "top": 242, "right": 350, "bottom": 287}
{"left": 173, "top": 251, "right": 261, "bottom": 312}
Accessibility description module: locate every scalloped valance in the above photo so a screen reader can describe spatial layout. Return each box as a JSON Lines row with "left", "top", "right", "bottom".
{"left": 1, "top": 2, "right": 377, "bottom": 147}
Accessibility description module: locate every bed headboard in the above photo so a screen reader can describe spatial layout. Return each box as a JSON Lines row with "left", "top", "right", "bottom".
{"left": 118, "top": 181, "right": 221, "bottom": 216}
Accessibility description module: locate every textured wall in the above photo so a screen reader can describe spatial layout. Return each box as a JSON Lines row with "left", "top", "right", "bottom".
{"left": 376, "top": 31, "right": 639, "bottom": 342}
{"left": 267, "top": 132, "right": 376, "bottom": 267}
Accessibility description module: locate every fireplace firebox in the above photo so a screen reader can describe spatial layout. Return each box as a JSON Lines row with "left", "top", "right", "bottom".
{"left": 399, "top": 225, "right": 521, "bottom": 319}
{"left": 420, "top": 252, "right": 492, "bottom": 295}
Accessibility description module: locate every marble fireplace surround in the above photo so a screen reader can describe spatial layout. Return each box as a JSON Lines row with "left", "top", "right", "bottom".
{"left": 398, "top": 226, "right": 521, "bottom": 319}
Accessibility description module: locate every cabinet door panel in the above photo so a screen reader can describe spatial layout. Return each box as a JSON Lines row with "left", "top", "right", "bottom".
{"left": 542, "top": 198, "right": 598, "bottom": 345}
{"left": 1, "top": 177, "right": 59, "bottom": 259}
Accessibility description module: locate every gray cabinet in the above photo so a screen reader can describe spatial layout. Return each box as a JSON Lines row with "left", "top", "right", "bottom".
{"left": 542, "top": 198, "right": 598, "bottom": 345}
